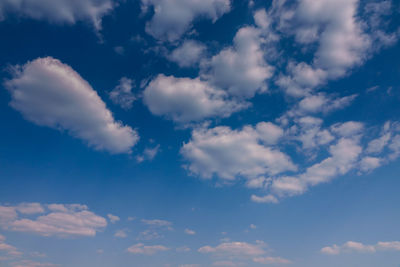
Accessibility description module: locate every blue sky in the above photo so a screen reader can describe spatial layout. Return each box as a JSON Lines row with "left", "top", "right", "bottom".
{"left": 0, "top": 0, "right": 400, "bottom": 266}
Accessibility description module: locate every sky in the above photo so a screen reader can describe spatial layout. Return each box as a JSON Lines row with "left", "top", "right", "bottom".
{"left": 0, "top": 0, "right": 400, "bottom": 266}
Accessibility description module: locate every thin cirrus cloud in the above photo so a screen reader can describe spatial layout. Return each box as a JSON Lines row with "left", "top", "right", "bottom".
{"left": 141, "top": 0, "right": 231, "bottom": 42}
{"left": 0, "top": 203, "right": 107, "bottom": 237}
{"left": 5, "top": 57, "right": 139, "bottom": 154}
{"left": 0, "top": 0, "right": 114, "bottom": 30}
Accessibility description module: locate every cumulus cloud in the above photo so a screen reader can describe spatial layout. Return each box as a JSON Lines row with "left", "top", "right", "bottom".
{"left": 253, "top": 256, "right": 292, "bottom": 264}
{"left": 136, "top": 145, "right": 160, "bottom": 163}
{"left": 0, "top": 0, "right": 114, "bottom": 30}
{"left": 141, "top": 0, "right": 231, "bottom": 42}
{"left": 143, "top": 74, "right": 246, "bottom": 123}
{"left": 181, "top": 123, "right": 297, "bottom": 181}
{"left": 251, "top": 195, "right": 278, "bottom": 204}
{"left": 168, "top": 40, "right": 206, "bottom": 67}
{"left": 0, "top": 203, "right": 107, "bottom": 237}
{"left": 184, "top": 229, "right": 196, "bottom": 235}
{"left": 126, "top": 243, "right": 169, "bottom": 255}
{"left": 109, "top": 77, "right": 136, "bottom": 110}
{"left": 321, "top": 240, "right": 400, "bottom": 255}
{"left": 5, "top": 57, "right": 138, "bottom": 154}
{"left": 204, "top": 26, "right": 273, "bottom": 98}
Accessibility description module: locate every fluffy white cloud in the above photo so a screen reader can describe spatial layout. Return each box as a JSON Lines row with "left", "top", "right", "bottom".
{"left": 107, "top": 214, "right": 120, "bottom": 223}
{"left": 109, "top": 77, "right": 136, "bottom": 110}
{"left": 168, "top": 40, "right": 206, "bottom": 67}
{"left": 204, "top": 26, "right": 273, "bottom": 98}
{"left": 143, "top": 74, "right": 246, "bottom": 123}
{"left": 5, "top": 57, "right": 138, "bottom": 154}
{"left": 0, "top": 0, "right": 114, "bottom": 30}
{"left": 141, "top": 0, "right": 231, "bottom": 42}
{"left": 271, "top": 137, "right": 362, "bottom": 197}
{"left": 321, "top": 240, "right": 400, "bottom": 255}
{"left": 251, "top": 195, "right": 278, "bottom": 204}
{"left": 126, "top": 243, "right": 169, "bottom": 255}
{"left": 0, "top": 203, "right": 107, "bottom": 237}
{"left": 181, "top": 124, "right": 297, "bottom": 181}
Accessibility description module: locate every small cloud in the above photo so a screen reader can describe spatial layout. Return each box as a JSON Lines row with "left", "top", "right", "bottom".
{"left": 184, "top": 229, "right": 196, "bottom": 235}
{"left": 107, "top": 214, "right": 120, "bottom": 224}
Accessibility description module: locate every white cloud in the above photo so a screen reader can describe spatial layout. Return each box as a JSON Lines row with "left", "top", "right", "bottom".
{"left": 184, "top": 229, "right": 196, "bottom": 235}
{"left": 143, "top": 74, "right": 246, "bottom": 123}
{"left": 141, "top": 219, "right": 172, "bottom": 228}
{"left": 126, "top": 243, "right": 169, "bottom": 255}
{"left": 136, "top": 145, "right": 160, "bottom": 163}
{"left": 168, "top": 40, "right": 206, "bottom": 67}
{"left": 15, "top": 203, "right": 44, "bottom": 215}
{"left": 0, "top": 0, "right": 114, "bottom": 30}
{"left": 181, "top": 124, "right": 297, "bottom": 181}
{"left": 137, "top": 229, "right": 163, "bottom": 241}
{"left": 251, "top": 195, "right": 278, "bottom": 204}
{"left": 141, "top": 0, "right": 231, "bottom": 42}
{"left": 114, "top": 229, "right": 128, "bottom": 238}
{"left": 199, "top": 241, "right": 266, "bottom": 258}
{"left": 359, "top": 156, "right": 382, "bottom": 172}
{"left": 109, "top": 77, "right": 136, "bottom": 110}
{"left": 321, "top": 240, "right": 400, "bottom": 255}
{"left": 107, "top": 214, "right": 120, "bottom": 224}
{"left": 253, "top": 256, "right": 292, "bottom": 264}
{"left": 5, "top": 57, "right": 138, "bottom": 154}
{"left": 0, "top": 203, "right": 107, "bottom": 237}
{"left": 0, "top": 234, "right": 21, "bottom": 256}
{"left": 12, "top": 260, "right": 59, "bottom": 267}
{"left": 204, "top": 26, "right": 273, "bottom": 98}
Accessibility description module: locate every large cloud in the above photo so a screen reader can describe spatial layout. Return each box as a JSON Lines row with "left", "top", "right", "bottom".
{"left": 0, "top": 203, "right": 107, "bottom": 237}
{"left": 204, "top": 26, "right": 273, "bottom": 98}
{"left": 0, "top": 0, "right": 114, "bottom": 30}
{"left": 141, "top": 0, "right": 231, "bottom": 42}
{"left": 143, "top": 74, "right": 246, "bottom": 123}
{"left": 181, "top": 123, "right": 296, "bottom": 181}
{"left": 5, "top": 57, "right": 138, "bottom": 154}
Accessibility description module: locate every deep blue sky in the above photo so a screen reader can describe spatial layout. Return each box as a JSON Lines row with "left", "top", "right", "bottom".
{"left": 0, "top": 0, "right": 400, "bottom": 266}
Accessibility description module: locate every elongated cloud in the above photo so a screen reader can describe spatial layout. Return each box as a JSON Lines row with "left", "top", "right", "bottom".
{"left": 0, "top": 203, "right": 107, "bottom": 237}
{"left": 5, "top": 57, "right": 138, "bottom": 154}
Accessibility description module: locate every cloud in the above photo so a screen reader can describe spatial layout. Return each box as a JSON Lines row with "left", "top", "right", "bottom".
{"left": 107, "top": 214, "right": 120, "bottom": 224}
{"left": 184, "top": 229, "right": 196, "bottom": 235}
{"left": 114, "top": 229, "right": 128, "bottom": 238}
{"left": 251, "top": 195, "right": 278, "bottom": 204}
{"left": 136, "top": 145, "right": 160, "bottom": 163}
{"left": 11, "top": 260, "right": 59, "bottom": 267}
{"left": 141, "top": 219, "right": 172, "bottom": 227}
{"left": 0, "top": 203, "right": 107, "bottom": 237}
{"left": 0, "top": 0, "right": 114, "bottom": 30}
{"left": 126, "top": 243, "right": 169, "bottom": 255}
{"left": 181, "top": 123, "right": 297, "bottom": 181}
{"left": 109, "top": 77, "right": 136, "bottom": 110}
{"left": 15, "top": 203, "right": 44, "bottom": 215}
{"left": 0, "top": 234, "right": 21, "bottom": 256}
{"left": 198, "top": 241, "right": 266, "bottom": 258}
{"left": 253, "top": 256, "right": 292, "bottom": 264}
{"left": 143, "top": 74, "right": 246, "bottom": 123}
{"left": 321, "top": 240, "right": 400, "bottom": 255}
{"left": 203, "top": 26, "right": 273, "bottom": 98}
{"left": 5, "top": 57, "right": 138, "bottom": 154}
{"left": 141, "top": 0, "right": 231, "bottom": 42}
{"left": 168, "top": 40, "right": 206, "bottom": 68}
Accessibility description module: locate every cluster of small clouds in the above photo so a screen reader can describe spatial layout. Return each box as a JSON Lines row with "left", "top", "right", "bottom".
{"left": 199, "top": 241, "right": 291, "bottom": 265}
{"left": 0, "top": 203, "right": 107, "bottom": 237}
{"left": 321, "top": 240, "right": 400, "bottom": 255}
